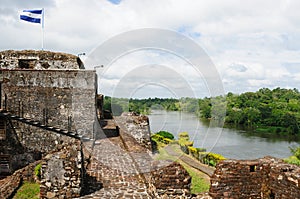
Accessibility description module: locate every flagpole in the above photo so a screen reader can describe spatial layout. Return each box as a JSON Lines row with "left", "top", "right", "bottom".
{"left": 42, "top": 8, "right": 44, "bottom": 51}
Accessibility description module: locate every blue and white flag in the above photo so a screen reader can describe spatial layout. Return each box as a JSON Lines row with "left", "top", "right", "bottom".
{"left": 20, "top": 9, "right": 43, "bottom": 24}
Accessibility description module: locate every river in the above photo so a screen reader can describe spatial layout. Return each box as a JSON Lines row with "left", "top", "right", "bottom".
{"left": 148, "top": 110, "right": 300, "bottom": 160}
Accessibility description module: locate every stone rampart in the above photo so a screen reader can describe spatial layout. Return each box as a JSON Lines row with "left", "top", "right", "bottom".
{"left": 116, "top": 112, "right": 152, "bottom": 151}
{"left": 1, "top": 69, "right": 96, "bottom": 152}
{"left": 210, "top": 157, "right": 300, "bottom": 199}
{"left": 0, "top": 50, "right": 83, "bottom": 70}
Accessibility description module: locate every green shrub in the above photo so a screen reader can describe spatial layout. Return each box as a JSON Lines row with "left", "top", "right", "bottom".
{"left": 151, "top": 134, "right": 174, "bottom": 145}
{"left": 196, "top": 148, "right": 206, "bottom": 152}
{"left": 151, "top": 134, "right": 164, "bottom": 142}
{"left": 188, "top": 146, "right": 200, "bottom": 159}
{"left": 207, "top": 152, "right": 226, "bottom": 161}
{"left": 156, "top": 131, "right": 174, "bottom": 140}
{"left": 179, "top": 132, "right": 189, "bottom": 140}
{"left": 178, "top": 132, "right": 194, "bottom": 147}
{"left": 200, "top": 152, "right": 226, "bottom": 167}
{"left": 289, "top": 146, "right": 300, "bottom": 160}
{"left": 162, "top": 138, "right": 174, "bottom": 144}
{"left": 285, "top": 156, "right": 300, "bottom": 166}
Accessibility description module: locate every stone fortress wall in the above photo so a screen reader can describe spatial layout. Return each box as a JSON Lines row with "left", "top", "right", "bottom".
{"left": 1, "top": 69, "right": 96, "bottom": 152}
{"left": 0, "top": 50, "right": 96, "bottom": 153}
{"left": 0, "top": 50, "right": 97, "bottom": 198}
{"left": 210, "top": 157, "right": 300, "bottom": 199}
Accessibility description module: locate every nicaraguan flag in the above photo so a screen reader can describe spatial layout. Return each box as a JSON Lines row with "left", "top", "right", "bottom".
{"left": 20, "top": 9, "right": 43, "bottom": 24}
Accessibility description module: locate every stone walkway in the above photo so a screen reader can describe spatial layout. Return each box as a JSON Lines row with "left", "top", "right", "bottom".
{"left": 77, "top": 118, "right": 213, "bottom": 199}
{"left": 78, "top": 135, "right": 153, "bottom": 199}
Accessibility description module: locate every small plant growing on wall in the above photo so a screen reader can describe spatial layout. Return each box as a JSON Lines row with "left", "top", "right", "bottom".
{"left": 34, "top": 163, "right": 42, "bottom": 180}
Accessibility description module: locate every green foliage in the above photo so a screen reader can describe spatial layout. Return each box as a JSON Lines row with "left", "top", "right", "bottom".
{"left": 289, "top": 146, "right": 300, "bottom": 160}
{"left": 188, "top": 146, "right": 200, "bottom": 159}
{"left": 200, "top": 87, "right": 300, "bottom": 135}
{"left": 152, "top": 131, "right": 210, "bottom": 194}
{"left": 102, "top": 97, "right": 202, "bottom": 115}
{"left": 285, "top": 146, "right": 300, "bottom": 166}
{"left": 13, "top": 181, "right": 40, "bottom": 199}
{"left": 179, "top": 132, "right": 190, "bottom": 140}
{"left": 200, "top": 152, "right": 226, "bottom": 167}
{"left": 34, "top": 163, "right": 41, "bottom": 178}
{"left": 156, "top": 131, "right": 174, "bottom": 140}
{"left": 104, "top": 87, "right": 300, "bottom": 135}
{"left": 151, "top": 134, "right": 173, "bottom": 145}
{"left": 178, "top": 132, "right": 194, "bottom": 147}
{"left": 284, "top": 156, "right": 300, "bottom": 166}
{"left": 129, "top": 98, "right": 180, "bottom": 113}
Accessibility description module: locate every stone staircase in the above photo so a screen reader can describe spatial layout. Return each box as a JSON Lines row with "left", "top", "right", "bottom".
{"left": 0, "top": 111, "right": 93, "bottom": 141}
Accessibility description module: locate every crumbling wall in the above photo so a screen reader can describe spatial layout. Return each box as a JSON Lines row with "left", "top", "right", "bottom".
{"left": 151, "top": 161, "right": 191, "bottom": 197}
{"left": 210, "top": 157, "right": 300, "bottom": 199}
{"left": 116, "top": 112, "right": 152, "bottom": 151}
{"left": 210, "top": 159, "right": 264, "bottom": 198}
{"left": 40, "top": 140, "right": 83, "bottom": 199}
{"left": 1, "top": 69, "right": 96, "bottom": 152}
{"left": 261, "top": 159, "right": 300, "bottom": 199}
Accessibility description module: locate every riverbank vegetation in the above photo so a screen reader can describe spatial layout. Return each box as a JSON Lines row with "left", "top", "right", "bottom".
{"left": 200, "top": 87, "right": 300, "bottom": 135}
{"left": 151, "top": 131, "right": 225, "bottom": 167}
{"left": 104, "top": 87, "right": 300, "bottom": 135}
{"left": 285, "top": 146, "right": 300, "bottom": 166}
{"left": 151, "top": 131, "right": 211, "bottom": 193}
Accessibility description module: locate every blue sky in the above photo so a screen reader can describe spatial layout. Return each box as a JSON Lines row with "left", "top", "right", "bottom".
{"left": 1, "top": 0, "right": 300, "bottom": 98}
{"left": 107, "top": 0, "right": 121, "bottom": 5}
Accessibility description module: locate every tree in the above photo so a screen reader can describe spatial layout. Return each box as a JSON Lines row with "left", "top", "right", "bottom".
{"left": 210, "top": 96, "right": 227, "bottom": 122}
{"left": 198, "top": 98, "right": 211, "bottom": 118}
{"left": 281, "top": 112, "right": 299, "bottom": 134}
{"left": 243, "top": 107, "right": 261, "bottom": 126}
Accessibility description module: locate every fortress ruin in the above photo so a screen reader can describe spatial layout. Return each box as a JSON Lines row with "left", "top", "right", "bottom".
{"left": 0, "top": 50, "right": 299, "bottom": 199}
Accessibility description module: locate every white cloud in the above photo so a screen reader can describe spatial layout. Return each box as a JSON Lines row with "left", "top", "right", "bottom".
{"left": 1, "top": 0, "right": 300, "bottom": 97}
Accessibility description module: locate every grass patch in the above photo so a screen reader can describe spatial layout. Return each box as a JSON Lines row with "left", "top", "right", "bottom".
{"left": 178, "top": 160, "right": 210, "bottom": 194}
{"left": 13, "top": 181, "right": 40, "bottom": 199}
{"left": 284, "top": 156, "right": 300, "bottom": 166}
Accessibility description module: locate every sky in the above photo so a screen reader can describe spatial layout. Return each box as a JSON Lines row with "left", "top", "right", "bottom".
{"left": 1, "top": 0, "right": 300, "bottom": 98}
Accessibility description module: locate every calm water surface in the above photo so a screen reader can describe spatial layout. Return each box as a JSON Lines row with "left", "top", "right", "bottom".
{"left": 148, "top": 110, "right": 300, "bottom": 159}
